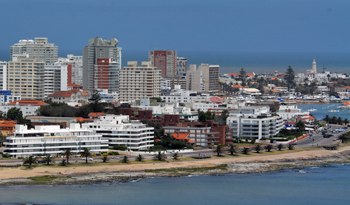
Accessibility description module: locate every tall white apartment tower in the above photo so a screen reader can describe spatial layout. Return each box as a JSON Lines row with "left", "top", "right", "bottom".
{"left": 312, "top": 59, "right": 317, "bottom": 73}
{"left": 0, "top": 62, "right": 7, "bottom": 90}
{"left": 10, "top": 38, "right": 58, "bottom": 64}
{"left": 82, "top": 37, "right": 122, "bottom": 90}
{"left": 119, "top": 61, "right": 160, "bottom": 102}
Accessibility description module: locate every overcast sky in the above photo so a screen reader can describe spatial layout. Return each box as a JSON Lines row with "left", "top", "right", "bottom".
{"left": 0, "top": 0, "right": 349, "bottom": 56}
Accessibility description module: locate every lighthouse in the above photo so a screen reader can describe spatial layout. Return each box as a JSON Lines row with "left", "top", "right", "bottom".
{"left": 312, "top": 59, "right": 317, "bottom": 73}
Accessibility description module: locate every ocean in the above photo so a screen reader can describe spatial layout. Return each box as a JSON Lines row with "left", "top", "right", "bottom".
{"left": 297, "top": 103, "right": 350, "bottom": 121}
{"left": 1, "top": 50, "right": 350, "bottom": 74}
{"left": 1, "top": 163, "right": 349, "bottom": 205}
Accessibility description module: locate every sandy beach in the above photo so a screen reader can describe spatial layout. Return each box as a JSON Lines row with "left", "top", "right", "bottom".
{"left": 1, "top": 146, "right": 350, "bottom": 185}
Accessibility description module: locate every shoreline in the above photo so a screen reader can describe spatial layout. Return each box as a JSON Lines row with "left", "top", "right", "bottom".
{"left": 1, "top": 147, "right": 350, "bottom": 186}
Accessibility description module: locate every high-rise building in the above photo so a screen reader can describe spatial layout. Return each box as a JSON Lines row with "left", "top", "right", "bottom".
{"left": 10, "top": 38, "right": 58, "bottom": 64}
{"left": 0, "top": 62, "right": 7, "bottom": 90}
{"left": 57, "top": 54, "right": 83, "bottom": 86}
{"left": 148, "top": 50, "right": 177, "bottom": 77}
{"left": 83, "top": 37, "right": 121, "bottom": 90}
{"left": 186, "top": 64, "right": 204, "bottom": 92}
{"left": 93, "top": 58, "right": 120, "bottom": 93}
{"left": 176, "top": 57, "right": 187, "bottom": 78}
{"left": 312, "top": 59, "right": 317, "bottom": 73}
{"left": 119, "top": 61, "right": 160, "bottom": 102}
{"left": 197, "top": 63, "right": 220, "bottom": 93}
{"left": 44, "top": 64, "right": 68, "bottom": 97}
{"left": 7, "top": 56, "right": 45, "bottom": 99}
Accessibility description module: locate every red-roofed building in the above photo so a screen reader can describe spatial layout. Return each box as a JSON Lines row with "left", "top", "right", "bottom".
{"left": 8, "top": 100, "right": 48, "bottom": 106}
{"left": 48, "top": 89, "right": 89, "bottom": 103}
{"left": 171, "top": 133, "right": 195, "bottom": 144}
{"left": 67, "top": 83, "right": 83, "bottom": 90}
{"left": 88, "top": 112, "right": 105, "bottom": 118}
{"left": 210, "top": 96, "right": 223, "bottom": 104}
{"left": 0, "top": 120, "right": 16, "bottom": 136}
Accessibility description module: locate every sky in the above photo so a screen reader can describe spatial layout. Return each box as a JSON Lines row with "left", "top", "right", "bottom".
{"left": 0, "top": 0, "right": 349, "bottom": 72}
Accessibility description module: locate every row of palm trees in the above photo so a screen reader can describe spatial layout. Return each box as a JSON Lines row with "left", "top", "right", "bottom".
{"left": 323, "top": 115, "right": 349, "bottom": 125}
{"left": 213, "top": 144, "right": 294, "bottom": 156}
{"left": 22, "top": 148, "right": 94, "bottom": 168}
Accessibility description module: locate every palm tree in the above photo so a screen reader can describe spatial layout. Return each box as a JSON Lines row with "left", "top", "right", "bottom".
{"left": 242, "top": 147, "right": 250, "bottom": 155}
{"left": 337, "top": 117, "right": 343, "bottom": 125}
{"left": 265, "top": 144, "right": 274, "bottom": 152}
{"left": 102, "top": 156, "right": 109, "bottom": 163}
{"left": 344, "top": 118, "right": 349, "bottom": 126}
{"left": 228, "top": 144, "right": 237, "bottom": 155}
{"left": 60, "top": 159, "right": 66, "bottom": 166}
{"left": 135, "top": 154, "right": 143, "bottom": 162}
{"left": 323, "top": 115, "right": 330, "bottom": 123}
{"left": 288, "top": 144, "right": 294, "bottom": 150}
{"left": 121, "top": 156, "right": 129, "bottom": 163}
{"left": 213, "top": 145, "right": 224, "bottom": 156}
{"left": 23, "top": 156, "right": 37, "bottom": 168}
{"left": 62, "top": 149, "right": 72, "bottom": 164}
{"left": 153, "top": 151, "right": 166, "bottom": 161}
{"left": 80, "top": 148, "right": 92, "bottom": 164}
{"left": 42, "top": 154, "right": 55, "bottom": 165}
{"left": 172, "top": 152, "right": 179, "bottom": 160}
{"left": 255, "top": 144, "right": 262, "bottom": 153}
{"left": 277, "top": 144, "right": 284, "bottom": 151}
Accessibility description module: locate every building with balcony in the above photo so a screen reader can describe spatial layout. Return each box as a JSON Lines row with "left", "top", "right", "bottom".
{"left": 3, "top": 123, "right": 108, "bottom": 158}
{"left": 81, "top": 114, "right": 154, "bottom": 150}
{"left": 226, "top": 107, "right": 283, "bottom": 139}
{"left": 276, "top": 105, "right": 310, "bottom": 120}
{"left": 148, "top": 50, "right": 177, "bottom": 77}
{"left": 119, "top": 61, "right": 160, "bottom": 102}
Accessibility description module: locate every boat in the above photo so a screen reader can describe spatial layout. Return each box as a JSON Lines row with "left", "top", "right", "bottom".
{"left": 329, "top": 109, "right": 339, "bottom": 113}
{"left": 307, "top": 108, "right": 317, "bottom": 112}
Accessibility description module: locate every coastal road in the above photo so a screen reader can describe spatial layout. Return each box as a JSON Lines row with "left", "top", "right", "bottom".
{"left": 295, "top": 124, "right": 347, "bottom": 148}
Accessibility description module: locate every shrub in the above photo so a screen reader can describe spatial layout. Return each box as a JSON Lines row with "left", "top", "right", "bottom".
{"left": 242, "top": 147, "right": 250, "bottom": 155}
{"left": 113, "top": 145, "right": 127, "bottom": 151}
{"left": 265, "top": 144, "right": 274, "bottom": 152}
{"left": 60, "top": 159, "right": 66, "bottom": 166}
{"left": 288, "top": 144, "right": 294, "bottom": 150}
{"left": 108, "top": 151, "right": 120, "bottom": 155}
{"left": 121, "top": 156, "right": 129, "bottom": 163}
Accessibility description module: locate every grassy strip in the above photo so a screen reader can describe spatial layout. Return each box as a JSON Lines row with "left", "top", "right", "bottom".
{"left": 145, "top": 164, "right": 227, "bottom": 173}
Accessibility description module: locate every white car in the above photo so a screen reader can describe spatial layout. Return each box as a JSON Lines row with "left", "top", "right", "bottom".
{"left": 81, "top": 157, "right": 93, "bottom": 161}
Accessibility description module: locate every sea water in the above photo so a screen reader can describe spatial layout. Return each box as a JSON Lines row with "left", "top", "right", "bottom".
{"left": 297, "top": 103, "right": 350, "bottom": 121}
{"left": 1, "top": 163, "right": 350, "bottom": 205}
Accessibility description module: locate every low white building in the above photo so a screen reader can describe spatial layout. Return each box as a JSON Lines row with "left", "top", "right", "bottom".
{"left": 276, "top": 105, "right": 310, "bottom": 120}
{"left": 82, "top": 115, "right": 154, "bottom": 150}
{"left": 226, "top": 107, "right": 283, "bottom": 139}
{"left": 3, "top": 123, "right": 108, "bottom": 158}
{"left": 0, "top": 105, "right": 40, "bottom": 117}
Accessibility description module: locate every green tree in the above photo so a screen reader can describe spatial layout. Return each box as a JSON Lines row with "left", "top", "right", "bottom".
{"left": 323, "top": 115, "right": 330, "bottom": 123}
{"left": 102, "top": 156, "right": 109, "bottom": 163}
{"left": 23, "top": 156, "right": 37, "bottom": 168}
{"left": 42, "top": 154, "right": 55, "bottom": 165}
{"left": 337, "top": 117, "right": 343, "bottom": 125}
{"left": 255, "top": 144, "right": 262, "bottom": 153}
{"left": 62, "top": 149, "right": 72, "bottom": 164}
{"left": 80, "top": 148, "right": 92, "bottom": 164}
{"left": 242, "top": 147, "right": 250, "bottom": 155}
{"left": 213, "top": 145, "right": 224, "bottom": 156}
{"left": 121, "top": 156, "right": 129, "bottom": 163}
{"left": 277, "top": 144, "right": 284, "bottom": 151}
{"left": 220, "top": 110, "right": 229, "bottom": 125}
{"left": 288, "top": 144, "right": 294, "bottom": 150}
{"left": 88, "top": 89, "right": 103, "bottom": 112}
{"left": 228, "top": 144, "right": 237, "bottom": 155}
{"left": 265, "top": 144, "right": 274, "bottom": 152}
{"left": 172, "top": 152, "right": 179, "bottom": 160}
{"left": 295, "top": 120, "right": 305, "bottom": 132}
{"left": 60, "top": 159, "right": 66, "bottom": 166}
{"left": 135, "top": 154, "right": 144, "bottom": 162}
{"left": 285, "top": 66, "right": 295, "bottom": 91}
{"left": 344, "top": 118, "right": 349, "bottom": 125}
{"left": 6, "top": 107, "right": 23, "bottom": 121}
{"left": 153, "top": 151, "right": 166, "bottom": 161}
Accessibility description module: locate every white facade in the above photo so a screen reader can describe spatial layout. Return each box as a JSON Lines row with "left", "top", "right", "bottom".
{"left": 10, "top": 38, "right": 58, "bottom": 64}
{"left": 193, "top": 102, "right": 219, "bottom": 111}
{"left": 82, "top": 115, "right": 154, "bottom": 150}
{"left": 44, "top": 64, "right": 68, "bottom": 97}
{"left": 58, "top": 54, "right": 83, "bottom": 85}
{"left": 176, "top": 57, "right": 187, "bottom": 78}
{"left": 0, "top": 105, "right": 41, "bottom": 117}
{"left": 119, "top": 61, "right": 161, "bottom": 102}
{"left": 227, "top": 113, "right": 284, "bottom": 139}
{"left": 3, "top": 123, "right": 108, "bottom": 158}
{"left": 0, "top": 61, "right": 7, "bottom": 90}
{"left": 276, "top": 105, "right": 310, "bottom": 120}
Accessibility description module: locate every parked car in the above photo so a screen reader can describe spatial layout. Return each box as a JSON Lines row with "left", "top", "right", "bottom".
{"left": 81, "top": 157, "right": 93, "bottom": 161}
{"left": 325, "top": 134, "right": 334, "bottom": 138}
